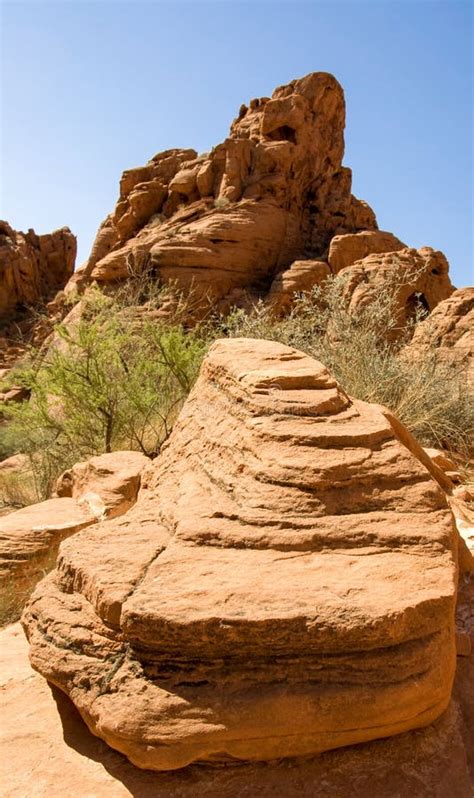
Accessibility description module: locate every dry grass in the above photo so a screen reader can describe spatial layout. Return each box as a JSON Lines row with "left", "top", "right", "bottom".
{"left": 218, "top": 272, "right": 473, "bottom": 458}
{"left": 1, "top": 267, "right": 472, "bottom": 511}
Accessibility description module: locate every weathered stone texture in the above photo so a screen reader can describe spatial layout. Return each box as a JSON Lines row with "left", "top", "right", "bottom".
{"left": 23, "top": 338, "right": 460, "bottom": 771}
{"left": 0, "top": 221, "right": 76, "bottom": 321}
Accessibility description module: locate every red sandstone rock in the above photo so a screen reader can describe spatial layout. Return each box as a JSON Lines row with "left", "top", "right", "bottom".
{"left": 0, "top": 497, "right": 96, "bottom": 620}
{"left": 1, "top": 621, "right": 471, "bottom": 797}
{"left": 328, "top": 230, "right": 406, "bottom": 273}
{"left": 55, "top": 451, "right": 149, "bottom": 519}
{"left": 0, "top": 221, "right": 76, "bottom": 322}
{"left": 23, "top": 338, "right": 461, "bottom": 771}
{"left": 69, "top": 73, "right": 377, "bottom": 305}
{"left": 0, "top": 452, "right": 148, "bottom": 619}
{"left": 340, "top": 246, "right": 454, "bottom": 329}
{"left": 0, "top": 619, "right": 471, "bottom": 797}
{"left": 404, "top": 287, "right": 473, "bottom": 375}
{"left": 423, "top": 447, "right": 462, "bottom": 483}
{"left": 267, "top": 258, "right": 330, "bottom": 313}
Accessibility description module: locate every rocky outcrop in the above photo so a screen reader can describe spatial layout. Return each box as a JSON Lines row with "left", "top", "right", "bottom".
{"left": 0, "top": 451, "right": 148, "bottom": 622}
{"left": 339, "top": 246, "right": 454, "bottom": 329}
{"left": 267, "top": 258, "right": 330, "bottom": 313}
{"left": 328, "top": 230, "right": 406, "bottom": 272}
{"left": 68, "top": 73, "right": 378, "bottom": 304}
{"left": 404, "top": 287, "right": 473, "bottom": 374}
{"left": 23, "top": 338, "right": 463, "bottom": 771}
{"left": 0, "top": 221, "right": 76, "bottom": 322}
{"left": 60, "top": 72, "right": 457, "bottom": 327}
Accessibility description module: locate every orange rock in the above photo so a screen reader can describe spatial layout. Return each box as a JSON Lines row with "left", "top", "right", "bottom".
{"left": 0, "top": 620, "right": 472, "bottom": 797}
{"left": 0, "top": 452, "right": 149, "bottom": 619}
{"left": 70, "top": 73, "right": 377, "bottom": 305}
{"left": 0, "top": 497, "right": 96, "bottom": 618}
{"left": 0, "top": 221, "right": 76, "bottom": 322}
{"left": 328, "top": 230, "right": 406, "bottom": 273}
{"left": 424, "top": 447, "right": 458, "bottom": 474}
{"left": 267, "top": 258, "right": 330, "bottom": 313}
{"left": 55, "top": 450, "right": 149, "bottom": 519}
{"left": 423, "top": 447, "right": 461, "bottom": 483}
{"left": 405, "top": 287, "right": 473, "bottom": 375}
{"left": 23, "top": 339, "right": 459, "bottom": 771}
{"left": 340, "top": 246, "right": 454, "bottom": 329}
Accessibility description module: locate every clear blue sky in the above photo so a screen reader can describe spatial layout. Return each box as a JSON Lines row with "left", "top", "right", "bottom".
{"left": 1, "top": 0, "right": 473, "bottom": 286}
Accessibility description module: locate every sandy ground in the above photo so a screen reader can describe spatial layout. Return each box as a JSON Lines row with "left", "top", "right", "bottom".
{"left": 1, "top": 619, "right": 473, "bottom": 798}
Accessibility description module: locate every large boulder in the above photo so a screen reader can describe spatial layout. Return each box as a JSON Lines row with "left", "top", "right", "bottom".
{"left": 267, "top": 258, "right": 330, "bottom": 313}
{"left": 0, "top": 451, "right": 149, "bottom": 622}
{"left": 23, "top": 338, "right": 462, "bottom": 771}
{"left": 0, "top": 221, "right": 76, "bottom": 322}
{"left": 69, "top": 73, "right": 377, "bottom": 304}
{"left": 404, "top": 287, "right": 473, "bottom": 375}
{"left": 328, "top": 230, "right": 406, "bottom": 273}
{"left": 1, "top": 618, "right": 472, "bottom": 797}
{"left": 339, "top": 246, "right": 454, "bottom": 329}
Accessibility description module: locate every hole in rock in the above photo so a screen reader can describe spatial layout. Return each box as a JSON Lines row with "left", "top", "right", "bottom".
{"left": 266, "top": 125, "right": 297, "bottom": 143}
{"left": 406, "top": 292, "right": 430, "bottom": 320}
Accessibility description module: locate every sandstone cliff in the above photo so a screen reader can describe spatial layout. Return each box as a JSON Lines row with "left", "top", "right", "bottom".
{"left": 0, "top": 221, "right": 76, "bottom": 322}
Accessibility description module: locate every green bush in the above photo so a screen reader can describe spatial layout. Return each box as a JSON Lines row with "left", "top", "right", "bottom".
{"left": 2, "top": 282, "right": 208, "bottom": 499}
{"left": 2, "top": 268, "right": 472, "bottom": 506}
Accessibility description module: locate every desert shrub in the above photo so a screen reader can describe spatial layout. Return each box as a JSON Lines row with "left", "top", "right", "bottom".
{"left": 2, "top": 266, "right": 472, "bottom": 505}
{"left": 219, "top": 272, "right": 473, "bottom": 457}
{"left": 2, "top": 281, "right": 208, "bottom": 499}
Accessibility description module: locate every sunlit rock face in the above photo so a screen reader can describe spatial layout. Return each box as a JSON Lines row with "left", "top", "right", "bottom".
{"left": 23, "top": 338, "right": 459, "bottom": 772}
{"left": 69, "top": 72, "right": 378, "bottom": 305}
{"left": 403, "top": 286, "right": 473, "bottom": 377}
{"left": 0, "top": 221, "right": 76, "bottom": 321}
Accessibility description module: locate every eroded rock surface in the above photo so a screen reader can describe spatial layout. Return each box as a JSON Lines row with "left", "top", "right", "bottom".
{"left": 404, "top": 287, "right": 473, "bottom": 375}
{"left": 69, "top": 73, "right": 378, "bottom": 304}
{"left": 23, "top": 338, "right": 461, "bottom": 771}
{"left": 0, "top": 221, "right": 76, "bottom": 322}
{"left": 267, "top": 258, "right": 330, "bottom": 313}
{"left": 0, "top": 451, "right": 148, "bottom": 621}
{"left": 1, "top": 620, "right": 472, "bottom": 798}
{"left": 55, "top": 450, "right": 149, "bottom": 519}
{"left": 328, "top": 230, "right": 406, "bottom": 273}
{"left": 339, "top": 246, "right": 454, "bottom": 330}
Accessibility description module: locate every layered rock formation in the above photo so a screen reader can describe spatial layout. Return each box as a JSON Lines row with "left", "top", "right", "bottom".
{"left": 60, "top": 71, "right": 456, "bottom": 333}
{"left": 327, "top": 230, "right": 406, "bottom": 272}
{"left": 0, "top": 451, "right": 148, "bottom": 622}
{"left": 69, "top": 73, "right": 379, "bottom": 303}
{"left": 23, "top": 338, "right": 463, "bottom": 771}
{"left": 2, "top": 619, "right": 472, "bottom": 797}
{"left": 0, "top": 221, "right": 76, "bottom": 322}
{"left": 339, "top": 246, "right": 454, "bottom": 328}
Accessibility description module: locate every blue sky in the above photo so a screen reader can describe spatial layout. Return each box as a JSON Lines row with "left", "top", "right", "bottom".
{"left": 1, "top": 0, "right": 472, "bottom": 286}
